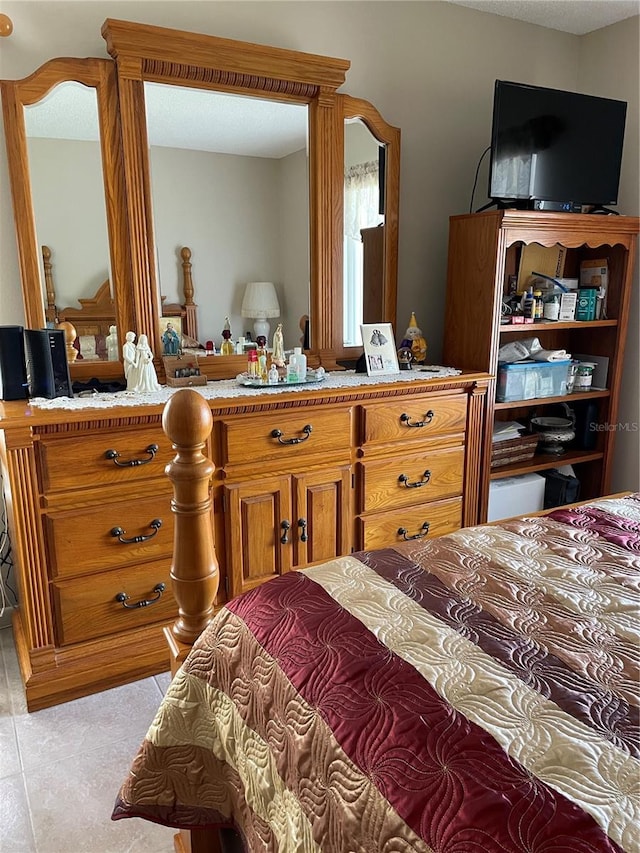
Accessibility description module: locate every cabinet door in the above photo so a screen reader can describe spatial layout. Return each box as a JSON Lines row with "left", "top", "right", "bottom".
{"left": 224, "top": 475, "right": 292, "bottom": 598}
{"left": 293, "top": 466, "right": 352, "bottom": 567}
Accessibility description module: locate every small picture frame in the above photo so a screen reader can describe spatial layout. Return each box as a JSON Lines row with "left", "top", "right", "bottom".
{"left": 360, "top": 322, "right": 399, "bottom": 376}
{"left": 159, "top": 317, "right": 182, "bottom": 356}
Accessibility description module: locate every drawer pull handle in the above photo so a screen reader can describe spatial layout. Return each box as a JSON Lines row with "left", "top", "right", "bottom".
{"left": 115, "top": 582, "right": 166, "bottom": 609}
{"left": 271, "top": 424, "right": 313, "bottom": 445}
{"left": 398, "top": 470, "right": 431, "bottom": 489}
{"left": 110, "top": 518, "right": 163, "bottom": 544}
{"left": 400, "top": 411, "right": 434, "bottom": 428}
{"left": 105, "top": 443, "right": 159, "bottom": 467}
{"left": 280, "top": 520, "right": 291, "bottom": 544}
{"left": 298, "top": 518, "right": 308, "bottom": 542}
{"left": 397, "top": 522, "right": 431, "bottom": 541}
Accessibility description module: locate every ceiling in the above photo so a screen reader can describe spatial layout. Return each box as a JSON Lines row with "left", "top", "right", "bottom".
{"left": 444, "top": 0, "right": 639, "bottom": 36}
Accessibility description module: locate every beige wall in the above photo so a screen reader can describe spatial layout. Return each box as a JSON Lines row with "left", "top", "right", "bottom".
{"left": 27, "top": 137, "right": 110, "bottom": 309}
{"left": 578, "top": 19, "right": 640, "bottom": 491}
{"left": 150, "top": 145, "right": 306, "bottom": 343}
{"left": 0, "top": 1, "right": 638, "bottom": 483}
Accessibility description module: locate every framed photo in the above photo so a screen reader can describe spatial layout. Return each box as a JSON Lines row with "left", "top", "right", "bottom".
{"left": 360, "top": 322, "right": 399, "bottom": 376}
{"left": 159, "top": 317, "right": 182, "bottom": 356}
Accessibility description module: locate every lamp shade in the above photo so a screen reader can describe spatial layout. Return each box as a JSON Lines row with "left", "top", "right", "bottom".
{"left": 241, "top": 282, "right": 280, "bottom": 319}
{"left": 241, "top": 282, "right": 280, "bottom": 340}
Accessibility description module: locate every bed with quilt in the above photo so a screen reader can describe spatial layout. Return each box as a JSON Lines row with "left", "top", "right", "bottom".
{"left": 113, "top": 493, "right": 639, "bottom": 852}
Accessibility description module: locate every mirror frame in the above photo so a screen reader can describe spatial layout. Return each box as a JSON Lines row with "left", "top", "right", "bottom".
{"left": 339, "top": 94, "right": 400, "bottom": 361}
{"left": 1, "top": 57, "right": 132, "bottom": 380}
{"left": 101, "top": 19, "right": 398, "bottom": 372}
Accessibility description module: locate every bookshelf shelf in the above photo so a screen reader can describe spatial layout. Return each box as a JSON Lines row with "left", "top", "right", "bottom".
{"left": 490, "top": 450, "right": 604, "bottom": 480}
{"left": 499, "top": 320, "right": 617, "bottom": 334}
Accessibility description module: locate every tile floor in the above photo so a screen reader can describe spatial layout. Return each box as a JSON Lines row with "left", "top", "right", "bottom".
{"left": 0, "top": 624, "right": 176, "bottom": 853}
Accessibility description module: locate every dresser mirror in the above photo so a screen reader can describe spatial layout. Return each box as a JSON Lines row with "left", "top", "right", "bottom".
{"left": 340, "top": 95, "right": 400, "bottom": 357}
{"left": 1, "top": 57, "right": 130, "bottom": 379}
{"left": 144, "top": 81, "right": 310, "bottom": 348}
{"left": 3, "top": 23, "right": 400, "bottom": 381}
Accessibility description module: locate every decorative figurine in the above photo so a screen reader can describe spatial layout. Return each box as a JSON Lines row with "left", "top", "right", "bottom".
{"left": 130, "top": 334, "right": 161, "bottom": 392}
{"left": 400, "top": 312, "right": 427, "bottom": 364}
{"left": 161, "top": 321, "right": 180, "bottom": 355}
{"left": 271, "top": 323, "right": 285, "bottom": 367}
{"left": 106, "top": 325, "right": 119, "bottom": 361}
{"left": 220, "top": 317, "right": 235, "bottom": 355}
{"left": 122, "top": 331, "right": 137, "bottom": 387}
{"left": 268, "top": 363, "right": 279, "bottom": 385}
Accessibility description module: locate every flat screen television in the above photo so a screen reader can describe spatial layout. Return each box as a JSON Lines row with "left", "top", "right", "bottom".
{"left": 488, "top": 80, "right": 627, "bottom": 211}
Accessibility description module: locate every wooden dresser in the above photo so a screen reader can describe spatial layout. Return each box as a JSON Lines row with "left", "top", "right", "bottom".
{"left": 0, "top": 372, "right": 488, "bottom": 710}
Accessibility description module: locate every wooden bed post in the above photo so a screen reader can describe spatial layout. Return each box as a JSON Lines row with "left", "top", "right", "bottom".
{"left": 162, "top": 388, "right": 219, "bottom": 675}
{"left": 181, "top": 246, "right": 198, "bottom": 342}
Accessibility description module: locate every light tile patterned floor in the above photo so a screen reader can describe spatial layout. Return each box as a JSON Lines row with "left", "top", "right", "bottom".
{"left": 0, "top": 625, "right": 175, "bottom": 853}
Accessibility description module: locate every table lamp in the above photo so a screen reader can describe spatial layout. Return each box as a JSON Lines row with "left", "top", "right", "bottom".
{"left": 241, "top": 281, "right": 280, "bottom": 341}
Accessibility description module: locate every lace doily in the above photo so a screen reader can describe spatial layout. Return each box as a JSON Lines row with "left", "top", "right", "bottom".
{"left": 28, "top": 367, "right": 462, "bottom": 411}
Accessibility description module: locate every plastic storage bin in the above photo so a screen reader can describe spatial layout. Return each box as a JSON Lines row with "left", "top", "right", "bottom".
{"left": 496, "top": 360, "right": 571, "bottom": 402}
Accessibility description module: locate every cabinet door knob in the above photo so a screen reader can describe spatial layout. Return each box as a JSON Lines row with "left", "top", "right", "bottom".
{"left": 397, "top": 521, "right": 431, "bottom": 540}
{"left": 115, "top": 582, "right": 166, "bottom": 609}
{"left": 104, "top": 443, "right": 159, "bottom": 467}
{"left": 271, "top": 424, "right": 313, "bottom": 445}
{"left": 110, "top": 518, "right": 163, "bottom": 544}
{"left": 400, "top": 410, "right": 434, "bottom": 428}
{"left": 398, "top": 470, "right": 431, "bottom": 489}
{"left": 280, "top": 520, "right": 291, "bottom": 544}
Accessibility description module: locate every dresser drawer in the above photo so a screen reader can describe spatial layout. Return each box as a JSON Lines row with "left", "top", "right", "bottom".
{"left": 39, "top": 427, "right": 174, "bottom": 493}
{"left": 52, "top": 559, "right": 176, "bottom": 646}
{"left": 358, "top": 496, "right": 462, "bottom": 551}
{"left": 359, "top": 446, "right": 464, "bottom": 512}
{"left": 360, "top": 394, "right": 467, "bottom": 448}
{"left": 44, "top": 493, "right": 173, "bottom": 579}
{"left": 220, "top": 407, "right": 352, "bottom": 467}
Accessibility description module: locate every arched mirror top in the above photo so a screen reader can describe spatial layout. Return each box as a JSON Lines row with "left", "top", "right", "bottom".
{"left": 1, "top": 56, "right": 130, "bottom": 380}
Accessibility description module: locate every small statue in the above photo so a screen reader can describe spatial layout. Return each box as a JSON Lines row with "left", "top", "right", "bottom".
{"left": 130, "top": 334, "right": 161, "bottom": 392}
{"left": 271, "top": 323, "right": 285, "bottom": 367}
{"left": 106, "top": 325, "right": 119, "bottom": 361}
{"left": 122, "top": 331, "right": 137, "bottom": 387}
{"left": 400, "top": 312, "right": 427, "bottom": 364}
{"left": 220, "top": 317, "right": 234, "bottom": 355}
{"left": 161, "top": 321, "right": 180, "bottom": 355}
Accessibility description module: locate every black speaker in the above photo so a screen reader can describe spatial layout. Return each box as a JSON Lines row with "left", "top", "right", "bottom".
{"left": 0, "top": 325, "right": 28, "bottom": 400}
{"left": 23, "top": 329, "right": 73, "bottom": 399}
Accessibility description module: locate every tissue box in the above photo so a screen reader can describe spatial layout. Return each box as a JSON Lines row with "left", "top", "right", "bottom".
{"left": 488, "top": 473, "right": 546, "bottom": 522}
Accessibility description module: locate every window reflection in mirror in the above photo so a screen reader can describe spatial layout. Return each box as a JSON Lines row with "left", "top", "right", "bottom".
{"left": 144, "top": 82, "right": 309, "bottom": 350}
{"left": 24, "top": 81, "right": 112, "bottom": 349}
{"left": 343, "top": 118, "right": 384, "bottom": 347}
